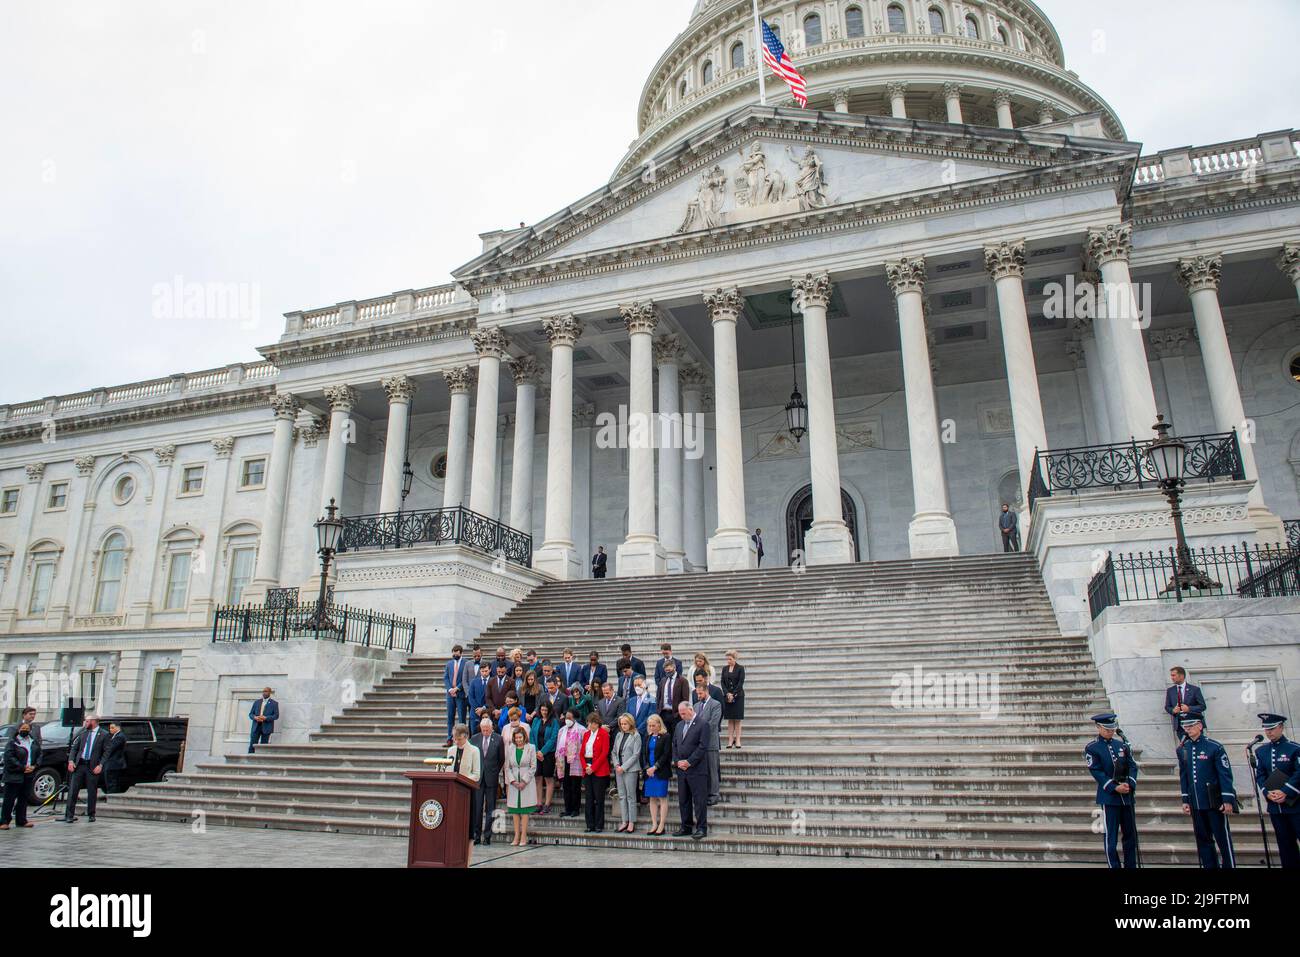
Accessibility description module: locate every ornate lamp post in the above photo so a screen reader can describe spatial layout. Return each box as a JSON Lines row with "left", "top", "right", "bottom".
{"left": 1144, "top": 415, "right": 1221, "bottom": 593}
{"left": 785, "top": 294, "right": 808, "bottom": 442}
{"left": 304, "top": 498, "right": 345, "bottom": 632}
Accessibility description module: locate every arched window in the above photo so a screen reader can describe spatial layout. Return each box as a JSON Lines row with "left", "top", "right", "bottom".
{"left": 701, "top": 60, "right": 713, "bottom": 85}
{"left": 678, "top": 78, "right": 688, "bottom": 99}
{"left": 887, "top": 4, "right": 906, "bottom": 33}
{"left": 769, "top": 21, "right": 781, "bottom": 41}
{"left": 730, "top": 41, "right": 745, "bottom": 69}
{"left": 997, "top": 26, "right": 1009, "bottom": 44}
{"left": 928, "top": 7, "right": 945, "bottom": 34}
{"left": 1290, "top": 353, "right": 1300, "bottom": 384}
{"left": 803, "top": 13, "right": 822, "bottom": 47}
{"left": 845, "top": 6, "right": 865, "bottom": 38}
{"left": 93, "top": 533, "right": 126, "bottom": 614}
{"left": 964, "top": 14, "right": 980, "bottom": 39}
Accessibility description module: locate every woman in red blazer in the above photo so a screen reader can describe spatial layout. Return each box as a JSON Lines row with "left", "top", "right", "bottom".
{"left": 581, "top": 712, "right": 611, "bottom": 833}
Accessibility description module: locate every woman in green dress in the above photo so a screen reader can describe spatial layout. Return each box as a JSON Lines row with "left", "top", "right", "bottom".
{"left": 504, "top": 727, "right": 538, "bottom": 846}
{"left": 569, "top": 680, "right": 598, "bottom": 724}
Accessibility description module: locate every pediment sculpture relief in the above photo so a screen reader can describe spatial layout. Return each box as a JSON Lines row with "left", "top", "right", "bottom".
{"left": 677, "top": 142, "right": 832, "bottom": 233}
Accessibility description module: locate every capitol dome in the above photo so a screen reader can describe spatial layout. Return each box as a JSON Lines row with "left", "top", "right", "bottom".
{"left": 617, "top": 0, "right": 1124, "bottom": 176}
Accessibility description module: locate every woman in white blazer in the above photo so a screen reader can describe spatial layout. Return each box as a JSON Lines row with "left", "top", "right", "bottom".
{"left": 611, "top": 713, "right": 642, "bottom": 833}
{"left": 504, "top": 726, "right": 538, "bottom": 846}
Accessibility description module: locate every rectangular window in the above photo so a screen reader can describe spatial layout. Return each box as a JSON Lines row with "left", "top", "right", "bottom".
{"left": 28, "top": 562, "right": 54, "bottom": 614}
{"left": 93, "top": 547, "right": 125, "bottom": 615}
{"left": 180, "top": 465, "right": 205, "bottom": 495}
{"left": 0, "top": 488, "right": 18, "bottom": 515}
{"left": 46, "top": 482, "right": 68, "bottom": 510}
{"left": 149, "top": 671, "right": 176, "bottom": 717}
{"left": 227, "top": 546, "right": 255, "bottom": 604}
{"left": 163, "top": 551, "right": 192, "bottom": 610}
{"left": 80, "top": 670, "right": 101, "bottom": 711}
{"left": 239, "top": 458, "right": 266, "bottom": 489}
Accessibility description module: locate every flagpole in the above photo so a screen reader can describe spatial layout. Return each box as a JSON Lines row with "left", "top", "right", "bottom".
{"left": 752, "top": 0, "right": 766, "bottom": 106}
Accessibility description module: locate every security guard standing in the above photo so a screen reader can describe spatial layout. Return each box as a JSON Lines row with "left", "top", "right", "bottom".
{"left": 1085, "top": 712, "right": 1139, "bottom": 868}
{"left": 1254, "top": 712, "right": 1300, "bottom": 868}
{"left": 1177, "top": 710, "right": 1238, "bottom": 868}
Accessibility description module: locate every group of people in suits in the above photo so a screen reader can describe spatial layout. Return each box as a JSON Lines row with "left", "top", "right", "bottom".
{"left": 443, "top": 640, "right": 747, "bottom": 843}
{"left": 1, "top": 708, "right": 129, "bottom": 829}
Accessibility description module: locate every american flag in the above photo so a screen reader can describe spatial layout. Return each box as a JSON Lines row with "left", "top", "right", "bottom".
{"left": 760, "top": 20, "right": 807, "bottom": 107}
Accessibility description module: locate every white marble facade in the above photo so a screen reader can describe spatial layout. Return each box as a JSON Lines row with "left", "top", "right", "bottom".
{"left": 2, "top": 0, "right": 1300, "bottom": 726}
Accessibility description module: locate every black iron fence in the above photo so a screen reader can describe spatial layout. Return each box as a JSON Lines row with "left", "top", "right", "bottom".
{"left": 212, "top": 601, "right": 416, "bottom": 653}
{"left": 337, "top": 505, "right": 532, "bottom": 568}
{"left": 1088, "top": 542, "right": 1300, "bottom": 620}
{"left": 1028, "top": 432, "right": 1245, "bottom": 510}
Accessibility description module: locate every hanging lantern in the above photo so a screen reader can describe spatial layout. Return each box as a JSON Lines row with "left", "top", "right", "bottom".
{"left": 786, "top": 387, "right": 809, "bottom": 441}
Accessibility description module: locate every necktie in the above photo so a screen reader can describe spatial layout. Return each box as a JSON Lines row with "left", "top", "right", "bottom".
{"left": 453, "top": 659, "right": 460, "bottom": 686}
{"left": 1178, "top": 685, "right": 1184, "bottom": 705}
{"left": 83, "top": 731, "right": 93, "bottom": 760}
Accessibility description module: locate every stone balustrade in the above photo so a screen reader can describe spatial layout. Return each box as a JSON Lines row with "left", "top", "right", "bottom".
{"left": 286, "top": 282, "right": 469, "bottom": 335}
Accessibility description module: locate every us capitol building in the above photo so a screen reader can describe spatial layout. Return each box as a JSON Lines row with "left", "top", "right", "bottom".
{"left": 2, "top": 1, "right": 1298, "bottom": 776}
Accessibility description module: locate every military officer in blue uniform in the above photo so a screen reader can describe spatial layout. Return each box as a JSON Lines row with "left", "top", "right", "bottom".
{"left": 1085, "top": 712, "right": 1140, "bottom": 868}
{"left": 1254, "top": 712, "right": 1300, "bottom": 868}
{"left": 1177, "top": 710, "right": 1238, "bottom": 868}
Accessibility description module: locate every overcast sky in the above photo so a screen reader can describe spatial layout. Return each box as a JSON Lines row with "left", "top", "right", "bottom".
{"left": 2, "top": 0, "right": 1297, "bottom": 405}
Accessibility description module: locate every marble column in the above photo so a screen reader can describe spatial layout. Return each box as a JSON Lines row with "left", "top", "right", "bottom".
{"left": 1176, "top": 255, "right": 1279, "bottom": 535}
{"left": 1067, "top": 316, "right": 1114, "bottom": 444}
{"left": 1076, "top": 265, "right": 1128, "bottom": 445}
{"left": 792, "top": 272, "right": 854, "bottom": 565}
{"left": 886, "top": 81, "right": 909, "bottom": 119}
{"left": 617, "top": 302, "right": 666, "bottom": 577}
{"left": 680, "top": 364, "right": 709, "bottom": 572}
{"left": 984, "top": 240, "right": 1049, "bottom": 510}
{"left": 1278, "top": 243, "right": 1300, "bottom": 303}
{"left": 441, "top": 367, "right": 474, "bottom": 509}
{"left": 832, "top": 88, "right": 851, "bottom": 114}
{"left": 654, "top": 334, "right": 686, "bottom": 573}
{"left": 887, "top": 257, "right": 959, "bottom": 557}
{"left": 942, "top": 82, "right": 963, "bottom": 123}
{"left": 534, "top": 315, "right": 584, "bottom": 580}
{"left": 1085, "top": 224, "right": 1159, "bottom": 439}
{"left": 320, "top": 385, "right": 357, "bottom": 514}
{"left": 468, "top": 329, "right": 509, "bottom": 519}
{"left": 251, "top": 392, "right": 300, "bottom": 594}
{"left": 1036, "top": 100, "right": 1055, "bottom": 125}
{"left": 704, "top": 288, "right": 757, "bottom": 571}
{"left": 378, "top": 377, "right": 416, "bottom": 514}
{"left": 508, "top": 355, "right": 541, "bottom": 536}
{"left": 992, "top": 89, "right": 1014, "bottom": 129}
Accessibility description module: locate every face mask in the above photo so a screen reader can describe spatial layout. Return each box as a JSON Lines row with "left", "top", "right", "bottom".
{"left": 565, "top": 719, "right": 574, "bottom": 728}
{"left": 18, "top": 730, "right": 29, "bottom": 739}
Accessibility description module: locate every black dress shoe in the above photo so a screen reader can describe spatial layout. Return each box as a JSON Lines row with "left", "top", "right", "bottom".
{"left": 692, "top": 829, "right": 706, "bottom": 840}
{"left": 707, "top": 797, "right": 720, "bottom": 806}
{"left": 673, "top": 827, "right": 693, "bottom": 837}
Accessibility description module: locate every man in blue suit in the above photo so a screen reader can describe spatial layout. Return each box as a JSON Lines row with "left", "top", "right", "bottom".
{"left": 1178, "top": 711, "right": 1238, "bottom": 868}
{"left": 1254, "top": 712, "right": 1300, "bottom": 868}
{"left": 654, "top": 643, "right": 683, "bottom": 688}
{"left": 249, "top": 688, "right": 279, "bottom": 753}
{"left": 672, "top": 701, "right": 710, "bottom": 840}
{"left": 443, "top": 644, "right": 469, "bottom": 746}
{"left": 1084, "top": 712, "right": 1140, "bottom": 868}
{"left": 467, "top": 661, "right": 492, "bottom": 730}
{"left": 579, "top": 651, "right": 607, "bottom": 689}
{"left": 556, "top": 648, "right": 583, "bottom": 691}
{"left": 1164, "top": 666, "right": 1207, "bottom": 743}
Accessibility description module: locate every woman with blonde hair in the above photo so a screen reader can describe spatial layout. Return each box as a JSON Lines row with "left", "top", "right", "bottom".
{"left": 504, "top": 726, "right": 538, "bottom": 846}
{"left": 721, "top": 648, "right": 746, "bottom": 748}
{"left": 640, "top": 713, "right": 672, "bottom": 835}
{"left": 611, "top": 712, "right": 642, "bottom": 833}
{"left": 687, "top": 652, "right": 712, "bottom": 688}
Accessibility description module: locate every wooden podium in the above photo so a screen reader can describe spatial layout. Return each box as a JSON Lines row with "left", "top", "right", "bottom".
{"left": 403, "top": 770, "right": 477, "bottom": 868}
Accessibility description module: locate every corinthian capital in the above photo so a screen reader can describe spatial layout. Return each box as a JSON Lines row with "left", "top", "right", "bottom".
{"left": 1085, "top": 223, "right": 1133, "bottom": 267}
{"left": 1175, "top": 255, "right": 1222, "bottom": 294}
{"left": 885, "top": 256, "right": 927, "bottom": 296}
{"left": 153, "top": 444, "right": 177, "bottom": 466}
{"left": 991, "top": 88, "right": 1012, "bottom": 108}
{"left": 792, "top": 272, "right": 833, "bottom": 310}
{"left": 1148, "top": 327, "right": 1191, "bottom": 359}
{"left": 886, "top": 81, "right": 909, "bottom": 100}
{"left": 679, "top": 363, "right": 710, "bottom": 391}
{"left": 471, "top": 327, "right": 511, "bottom": 359}
{"left": 653, "top": 334, "right": 684, "bottom": 367}
{"left": 541, "top": 314, "right": 583, "bottom": 348}
{"left": 703, "top": 287, "right": 744, "bottom": 323}
{"left": 382, "top": 375, "right": 419, "bottom": 404}
{"left": 509, "top": 354, "right": 543, "bottom": 386}
{"left": 983, "top": 240, "right": 1026, "bottom": 281}
{"left": 25, "top": 463, "right": 45, "bottom": 483}
{"left": 75, "top": 455, "right": 96, "bottom": 477}
{"left": 620, "top": 301, "right": 659, "bottom": 336}
{"left": 1276, "top": 243, "right": 1300, "bottom": 284}
{"left": 269, "top": 392, "right": 301, "bottom": 420}
{"left": 443, "top": 366, "right": 476, "bottom": 396}
{"left": 323, "top": 384, "right": 358, "bottom": 412}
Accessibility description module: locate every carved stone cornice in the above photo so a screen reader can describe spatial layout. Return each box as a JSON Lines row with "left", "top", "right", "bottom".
{"left": 381, "top": 375, "right": 418, "bottom": 404}
{"left": 25, "top": 463, "right": 44, "bottom": 483}
{"left": 212, "top": 436, "right": 235, "bottom": 458}
{"left": 620, "top": 301, "right": 659, "bottom": 336}
{"left": 323, "top": 385, "right": 358, "bottom": 412}
{"left": 259, "top": 315, "right": 474, "bottom": 369}
{"left": 509, "top": 354, "right": 543, "bottom": 386}
{"left": 1085, "top": 223, "right": 1133, "bottom": 267}
{"left": 1148, "top": 327, "right": 1192, "bottom": 359}
{"left": 74, "top": 455, "right": 96, "bottom": 477}
{"left": 886, "top": 257, "right": 927, "bottom": 296}
{"left": 792, "top": 272, "right": 833, "bottom": 310}
{"left": 443, "top": 366, "right": 476, "bottom": 396}
{"left": 153, "top": 444, "right": 177, "bottom": 466}
{"left": 470, "top": 327, "right": 511, "bottom": 359}
{"left": 703, "top": 287, "right": 744, "bottom": 323}
{"left": 269, "top": 392, "right": 301, "bottom": 420}
{"left": 1175, "top": 255, "right": 1222, "bottom": 294}
{"left": 984, "top": 239, "right": 1026, "bottom": 281}
{"left": 1277, "top": 243, "right": 1300, "bottom": 285}
{"left": 653, "top": 334, "right": 684, "bottom": 366}
{"left": 541, "top": 314, "right": 583, "bottom": 349}
{"left": 679, "top": 363, "right": 710, "bottom": 391}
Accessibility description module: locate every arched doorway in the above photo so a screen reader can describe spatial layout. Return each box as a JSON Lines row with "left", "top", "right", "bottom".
{"left": 785, "top": 485, "right": 861, "bottom": 563}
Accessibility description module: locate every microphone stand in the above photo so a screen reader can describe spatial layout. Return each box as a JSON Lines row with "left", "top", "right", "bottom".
{"left": 1115, "top": 728, "right": 1142, "bottom": 869}
{"left": 1245, "top": 737, "right": 1274, "bottom": 869}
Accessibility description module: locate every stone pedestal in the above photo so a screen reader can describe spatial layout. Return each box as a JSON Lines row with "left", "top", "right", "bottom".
{"left": 804, "top": 522, "right": 855, "bottom": 565}
{"left": 616, "top": 539, "right": 668, "bottom": 577}
{"left": 706, "top": 530, "right": 757, "bottom": 572}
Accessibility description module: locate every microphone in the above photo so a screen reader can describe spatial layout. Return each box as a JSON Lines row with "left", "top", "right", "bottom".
{"left": 1248, "top": 734, "right": 1264, "bottom": 747}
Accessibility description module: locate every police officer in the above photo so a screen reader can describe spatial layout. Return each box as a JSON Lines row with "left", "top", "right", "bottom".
{"left": 1177, "top": 710, "right": 1238, "bottom": 868}
{"left": 1085, "top": 712, "right": 1139, "bottom": 868}
{"left": 1254, "top": 712, "right": 1300, "bottom": 868}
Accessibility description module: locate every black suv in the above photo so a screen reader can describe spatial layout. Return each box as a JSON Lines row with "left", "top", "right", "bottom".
{"left": 1, "top": 716, "right": 188, "bottom": 805}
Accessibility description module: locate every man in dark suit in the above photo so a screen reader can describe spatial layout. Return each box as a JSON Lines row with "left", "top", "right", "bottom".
{"left": 1164, "top": 666, "right": 1207, "bottom": 742}
{"left": 248, "top": 687, "right": 279, "bottom": 753}
{"left": 618, "top": 643, "right": 646, "bottom": 679}
{"left": 672, "top": 701, "right": 710, "bottom": 840}
{"left": 541, "top": 675, "right": 569, "bottom": 719}
{"left": 998, "top": 504, "right": 1021, "bottom": 552}
{"left": 693, "top": 674, "right": 723, "bottom": 805}
{"left": 595, "top": 683, "right": 627, "bottom": 741}
{"left": 101, "top": 722, "right": 128, "bottom": 796}
{"left": 470, "top": 718, "right": 505, "bottom": 845}
{"left": 0, "top": 721, "right": 39, "bottom": 829}
{"left": 580, "top": 652, "right": 608, "bottom": 689}
{"left": 654, "top": 644, "right": 683, "bottom": 687}
{"left": 556, "top": 649, "right": 583, "bottom": 691}
{"left": 616, "top": 661, "right": 639, "bottom": 700}
{"left": 591, "top": 546, "right": 608, "bottom": 579}
{"left": 657, "top": 658, "right": 690, "bottom": 734}
{"left": 62, "top": 717, "right": 107, "bottom": 823}
{"left": 752, "top": 528, "right": 765, "bottom": 566}
{"left": 486, "top": 663, "right": 512, "bottom": 723}
{"left": 467, "top": 662, "right": 492, "bottom": 728}
{"left": 443, "top": 644, "right": 469, "bottom": 746}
